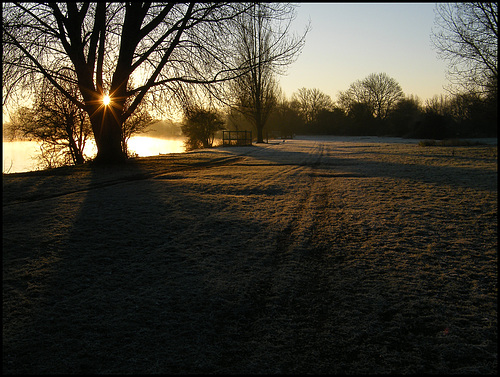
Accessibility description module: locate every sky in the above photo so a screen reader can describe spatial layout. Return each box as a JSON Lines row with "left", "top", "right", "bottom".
{"left": 3, "top": 3, "right": 449, "bottom": 125}
{"left": 278, "top": 3, "right": 449, "bottom": 102}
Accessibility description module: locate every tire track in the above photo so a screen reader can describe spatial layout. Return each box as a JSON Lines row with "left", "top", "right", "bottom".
{"left": 218, "top": 141, "right": 324, "bottom": 202}
{"left": 271, "top": 142, "right": 325, "bottom": 252}
{"left": 232, "top": 141, "right": 334, "bottom": 371}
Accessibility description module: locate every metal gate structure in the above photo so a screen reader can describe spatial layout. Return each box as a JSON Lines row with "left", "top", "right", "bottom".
{"left": 222, "top": 130, "right": 253, "bottom": 146}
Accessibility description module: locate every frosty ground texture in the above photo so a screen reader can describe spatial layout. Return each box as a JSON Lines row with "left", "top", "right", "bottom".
{"left": 3, "top": 136, "right": 497, "bottom": 374}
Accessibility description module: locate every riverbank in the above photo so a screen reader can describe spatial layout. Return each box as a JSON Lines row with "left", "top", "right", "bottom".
{"left": 3, "top": 137, "right": 497, "bottom": 373}
{"left": 2, "top": 135, "right": 187, "bottom": 174}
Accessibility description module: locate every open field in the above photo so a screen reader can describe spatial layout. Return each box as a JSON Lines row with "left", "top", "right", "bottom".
{"left": 3, "top": 136, "right": 497, "bottom": 374}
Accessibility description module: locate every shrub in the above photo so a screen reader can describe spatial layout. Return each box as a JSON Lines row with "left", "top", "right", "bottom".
{"left": 412, "top": 112, "right": 452, "bottom": 139}
{"left": 181, "top": 107, "right": 225, "bottom": 150}
{"left": 418, "top": 139, "right": 486, "bottom": 147}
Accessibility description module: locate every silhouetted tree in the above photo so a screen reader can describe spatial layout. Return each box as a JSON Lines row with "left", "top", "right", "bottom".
{"left": 266, "top": 95, "right": 305, "bottom": 138}
{"left": 181, "top": 107, "right": 225, "bottom": 150}
{"left": 3, "top": 108, "right": 31, "bottom": 141}
{"left": 413, "top": 111, "right": 453, "bottom": 140}
{"left": 292, "top": 87, "right": 334, "bottom": 125}
{"left": 9, "top": 69, "right": 92, "bottom": 166}
{"left": 225, "top": 107, "right": 254, "bottom": 132}
{"left": 386, "top": 95, "right": 423, "bottom": 137}
{"left": 431, "top": 2, "right": 498, "bottom": 97}
{"left": 2, "top": 3, "right": 288, "bottom": 164}
{"left": 317, "top": 107, "right": 349, "bottom": 135}
{"left": 423, "top": 91, "right": 496, "bottom": 137}
{"left": 424, "top": 94, "right": 450, "bottom": 116}
{"left": 338, "top": 73, "right": 404, "bottom": 121}
{"left": 122, "top": 107, "right": 155, "bottom": 157}
{"left": 448, "top": 92, "right": 497, "bottom": 137}
{"left": 230, "top": 4, "right": 308, "bottom": 143}
{"left": 346, "top": 102, "right": 377, "bottom": 136}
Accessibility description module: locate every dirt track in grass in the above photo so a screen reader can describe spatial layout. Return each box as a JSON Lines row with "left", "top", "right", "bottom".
{"left": 3, "top": 136, "right": 497, "bottom": 374}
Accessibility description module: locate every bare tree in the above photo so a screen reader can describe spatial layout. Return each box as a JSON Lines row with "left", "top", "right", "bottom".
{"left": 8, "top": 69, "right": 92, "bottom": 166}
{"left": 292, "top": 87, "right": 334, "bottom": 124}
{"left": 229, "top": 3, "right": 308, "bottom": 143}
{"left": 424, "top": 94, "right": 451, "bottom": 116}
{"left": 337, "top": 73, "right": 404, "bottom": 120}
{"left": 2, "top": 3, "right": 269, "bottom": 163}
{"left": 121, "top": 107, "right": 155, "bottom": 157}
{"left": 2, "top": 109, "right": 28, "bottom": 141}
{"left": 265, "top": 92, "right": 305, "bottom": 138}
{"left": 431, "top": 3, "right": 498, "bottom": 96}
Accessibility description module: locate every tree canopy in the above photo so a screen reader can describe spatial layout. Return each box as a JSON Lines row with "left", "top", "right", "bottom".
{"left": 2, "top": 2, "right": 287, "bottom": 163}
{"left": 337, "top": 73, "right": 404, "bottom": 120}
{"left": 431, "top": 3, "right": 498, "bottom": 97}
{"left": 291, "top": 88, "right": 334, "bottom": 124}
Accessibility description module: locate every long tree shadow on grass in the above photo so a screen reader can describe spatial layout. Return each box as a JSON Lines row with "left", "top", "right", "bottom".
{"left": 260, "top": 141, "right": 496, "bottom": 191}
{"left": 3, "top": 160, "right": 284, "bottom": 373}
{"left": 215, "top": 141, "right": 498, "bottom": 373}
{"left": 3, "top": 142, "right": 497, "bottom": 374}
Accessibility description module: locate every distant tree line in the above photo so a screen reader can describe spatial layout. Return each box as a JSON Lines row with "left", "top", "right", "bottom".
{"left": 222, "top": 2, "right": 497, "bottom": 142}
{"left": 223, "top": 72, "right": 497, "bottom": 140}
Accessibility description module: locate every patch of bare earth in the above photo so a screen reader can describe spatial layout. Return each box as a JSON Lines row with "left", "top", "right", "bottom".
{"left": 3, "top": 137, "right": 497, "bottom": 373}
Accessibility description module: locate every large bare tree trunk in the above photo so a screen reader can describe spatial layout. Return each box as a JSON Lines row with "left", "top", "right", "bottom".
{"left": 89, "top": 104, "right": 127, "bottom": 164}
{"left": 255, "top": 110, "right": 265, "bottom": 143}
{"left": 256, "top": 126, "right": 264, "bottom": 143}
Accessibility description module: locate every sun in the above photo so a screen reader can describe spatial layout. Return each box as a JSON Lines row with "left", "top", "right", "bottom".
{"left": 102, "top": 94, "right": 111, "bottom": 106}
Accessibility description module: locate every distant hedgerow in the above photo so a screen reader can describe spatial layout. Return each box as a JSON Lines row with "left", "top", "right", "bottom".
{"left": 418, "top": 139, "right": 486, "bottom": 147}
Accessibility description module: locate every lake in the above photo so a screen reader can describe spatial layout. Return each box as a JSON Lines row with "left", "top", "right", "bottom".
{"left": 2, "top": 136, "right": 186, "bottom": 174}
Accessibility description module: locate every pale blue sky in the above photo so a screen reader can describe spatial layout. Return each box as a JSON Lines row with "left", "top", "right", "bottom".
{"left": 279, "top": 3, "right": 449, "bottom": 102}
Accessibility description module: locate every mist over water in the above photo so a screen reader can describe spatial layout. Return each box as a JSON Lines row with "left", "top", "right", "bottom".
{"left": 126, "top": 136, "right": 186, "bottom": 158}
{"left": 2, "top": 140, "right": 41, "bottom": 174}
{"left": 2, "top": 136, "right": 186, "bottom": 174}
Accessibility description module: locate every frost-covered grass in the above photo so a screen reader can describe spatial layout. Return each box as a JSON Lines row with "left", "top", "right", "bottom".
{"left": 3, "top": 136, "right": 497, "bottom": 374}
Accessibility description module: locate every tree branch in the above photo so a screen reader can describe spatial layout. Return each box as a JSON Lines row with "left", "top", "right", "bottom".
{"left": 3, "top": 27, "right": 86, "bottom": 110}
{"left": 123, "top": 2, "right": 196, "bottom": 122}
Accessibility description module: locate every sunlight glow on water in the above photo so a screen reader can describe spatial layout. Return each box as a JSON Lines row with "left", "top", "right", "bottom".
{"left": 127, "top": 136, "right": 185, "bottom": 157}
{"left": 2, "top": 140, "right": 41, "bottom": 174}
{"left": 2, "top": 136, "right": 186, "bottom": 174}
